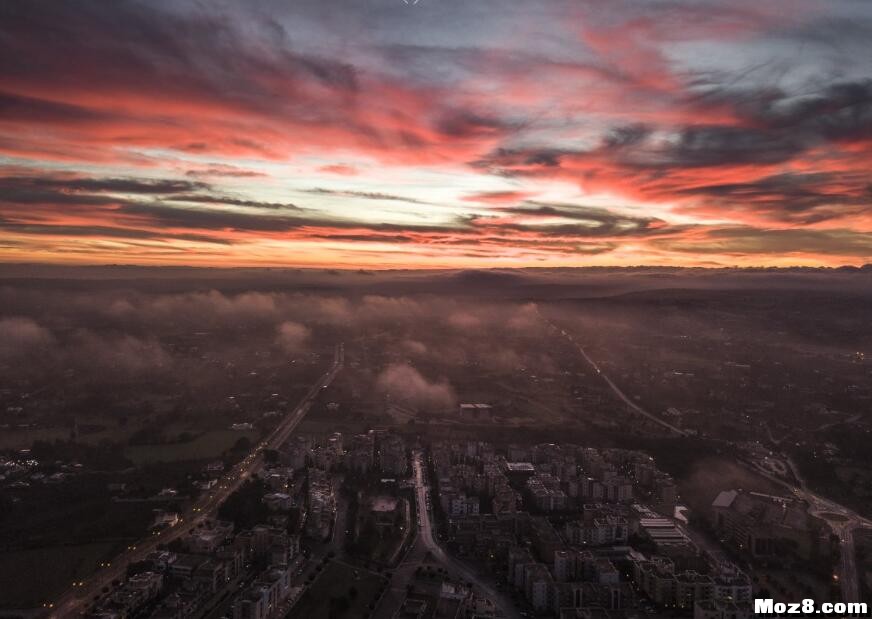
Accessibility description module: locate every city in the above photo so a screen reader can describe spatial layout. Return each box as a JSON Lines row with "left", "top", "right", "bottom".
{"left": 2, "top": 268, "right": 872, "bottom": 618}
{"left": 3, "top": 0, "right": 872, "bottom": 617}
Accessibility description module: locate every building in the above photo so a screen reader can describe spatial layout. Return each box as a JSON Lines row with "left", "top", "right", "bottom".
{"left": 711, "top": 489, "right": 827, "bottom": 560}
{"left": 348, "top": 432, "right": 375, "bottom": 474}
{"left": 305, "top": 468, "right": 335, "bottom": 539}
{"left": 524, "top": 563, "right": 555, "bottom": 612}
{"left": 379, "top": 433, "right": 408, "bottom": 476}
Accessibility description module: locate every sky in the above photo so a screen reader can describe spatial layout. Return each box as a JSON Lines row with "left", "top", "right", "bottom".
{"left": 1, "top": 0, "right": 872, "bottom": 268}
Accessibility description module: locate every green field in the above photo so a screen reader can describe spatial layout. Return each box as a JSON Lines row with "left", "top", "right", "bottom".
{"left": 289, "top": 561, "right": 386, "bottom": 619}
{"left": 125, "top": 429, "right": 259, "bottom": 465}
{"left": 0, "top": 542, "right": 118, "bottom": 609}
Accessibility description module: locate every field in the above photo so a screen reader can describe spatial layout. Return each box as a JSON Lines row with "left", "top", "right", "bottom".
{"left": 125, "top": 429, "right": 259, "bottom": 465}
{"left": 289, "top": 560, "right": 386, "bottom": 619}
{"left": 0, "top": 542, "right": 118, "bottom": 609}
{"left": 0, "top": 419, "right": 129, "bottom": 450}
{"left": 0, "top": 488, "right": 156, "bottom": 549}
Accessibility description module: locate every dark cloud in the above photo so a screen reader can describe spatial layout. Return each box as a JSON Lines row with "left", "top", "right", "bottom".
{"left": 0, "top": 221, "right": 231, "bottom": 245}
{"left": 434, "top": 110, "right": 513, "bottom": 138}
{"left": 184, "top": 165, "right": 267, "bottom": 179}
{"left": 310, "top": 233, "right": 417, "bottom": 244}
{"left": 0, "top": 175, "right": 208, "bottom": 204}
{"left": 0, "top": 91, "right": 118, "bottom": 124}
{"left": 602, "top": 123, "right": 652, "bottom": 149}
{"left": 716, "top": 79, "right": 872, "bottom": 143}
{"left": 0, "top": 173, "right": 301, "bottom": 223}
{"left": 303, "top": 188, "right": 431, "bottom": 204}
{"left": 480, "top": 202, "right": 677, "bottom": 238}
{"left": 0, "top": 0, "right": 358, "bottom": 104}
{"left": 654, "top": 125, "right": 802, "bottom": 167}
{"left": 675, "top": 172, "right": 872, "bottom": 224}
{"left": 52, "top": 178, "right": 209, "bottom": 195}
{"left": 116, "top": 202, "right": 311, "bottom": 232}
{"left": 167, "top": 195, "right": 302, "bottom": 211}
{"left": 470, "top": 147, "right": 569, "bottom": 173}
{"left": 656, "top": 227, "right": 872, "bottom": 258}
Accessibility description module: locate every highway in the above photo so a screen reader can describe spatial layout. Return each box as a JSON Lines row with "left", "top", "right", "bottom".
{"left": 411, "top": 451, "right": 521, "bottom": 619}
{"left": 49, "top": 343, "right": 344, "bottom": 618}
{"left": 545, "top": 311, "right": 866, "bottom": 602}
{"left": 836, "top": 525, "right": 860, "bottom": 603}
{"left": 542, "top": 313, "right": 689, "bottom": 437}
{"left": 743, "top": 456, "right": 870, "bottom": 604}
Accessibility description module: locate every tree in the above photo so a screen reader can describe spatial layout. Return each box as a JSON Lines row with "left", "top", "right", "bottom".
{"left": 217, "top": 478, "right": 269, "bottom": 529}
{"left": 232, "top": 436, "right": 252, "bottom": 452}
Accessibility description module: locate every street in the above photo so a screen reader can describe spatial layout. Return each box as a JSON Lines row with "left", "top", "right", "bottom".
{"left": 744, "top": 455, "right": 870, "bottom": 603}
{"left": 410, "top": 451, "right": 522, "bottom": 619}
{"left": 49, "top": 343, "right": 344, "bottom": 618}
{"left": 550, "top": 310, "right": 867, "bottom": 604}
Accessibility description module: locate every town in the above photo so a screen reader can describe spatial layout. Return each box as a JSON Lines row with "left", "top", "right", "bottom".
{"left": 3, "top": 400, "right": 854, "bottom": 619}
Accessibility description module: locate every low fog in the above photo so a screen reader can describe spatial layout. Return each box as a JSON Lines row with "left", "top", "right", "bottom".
{"left": 3, "top": 266, "right": 872, "bottom": 433}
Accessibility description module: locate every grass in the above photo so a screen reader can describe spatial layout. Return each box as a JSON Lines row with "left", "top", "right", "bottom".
{"left": 125, "top": 429, "right": 259, "bottom": 465}
{"left": 289, "top": 560, "right": 386, "bottom": 619}
{"left": 0, "top": 542, "right": 118, "bottom": 609}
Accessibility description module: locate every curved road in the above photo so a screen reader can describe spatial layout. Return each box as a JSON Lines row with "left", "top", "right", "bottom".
{"left": 747, "top": 458, "right": 870, "bottom": 604}
{"left": 49, "top": 344, "right": 344, "bottom": 618}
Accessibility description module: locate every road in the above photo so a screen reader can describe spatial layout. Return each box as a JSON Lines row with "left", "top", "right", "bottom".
{"left": 545, "top": 310, "right": 867, "bottom": 602}
{"left": 743, "top": 456, "right": 869, "bottom": 603}
{"left": 49, "top": 343, "right": 344, "bottom": 618}
{"left": 541, "top": 312, "right": 689, "bottom": 437}
{"left": 836, "top": 525, "right": 860, "bottom": 604}
{"left": 410, "top": 451, "right": 521, "bottom": 619}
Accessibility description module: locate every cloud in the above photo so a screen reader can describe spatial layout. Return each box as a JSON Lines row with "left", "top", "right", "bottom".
{"left": 71, "top": 331, "right": 171, "bottom": 374}
{"left": 303, "top": 188, "right": 431, "bottom": 205}
{"left": 376, "top": 363, "right": 456, "bottom": 411}
{"left": 654, "top": 227, "right": 872, "bottom": 258}
{"left": 446, "top": 311, "right": 482, "bottom": 330}
{"left": 318, "top": 164, "right": 359, "bottom": 176}
{"left": 184, "top": 165, "right": 267, "bottom": 179}
{"left": 0, "top": 317, "right": 54, "bottom": 360}
{"left": 672, "top": 172, "right": 872, "bottom": 225}
{"left": 476, "top": 202, "right": 678, "bottom": 238}
{"left": 1, "top": 0, "right": 872, "bottom": 266}
{"left": 276, "top": 321, "right": 311, "bottom": 354}
{"left": 401, "top": 339, "right": 428, "bottom": 357}
{"left": 462, "top": 190, "right": 536, "bottom": 204}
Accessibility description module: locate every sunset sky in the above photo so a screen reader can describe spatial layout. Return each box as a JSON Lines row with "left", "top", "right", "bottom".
{"left": 2, "top": 0, "right": 872, "bottom": 268}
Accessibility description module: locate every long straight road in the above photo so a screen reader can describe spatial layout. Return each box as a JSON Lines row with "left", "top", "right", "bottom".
{"left": 411, "top": 451, "right": 521, "bottom": 619}
{"left": 49, "top": 343, "right": 344, "bottom": 618}
{"left": 547, "top": 310, "right": 866, "bottom": 602}
{"left": 540, "top": 311, "right": 688, "bottom": 436}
